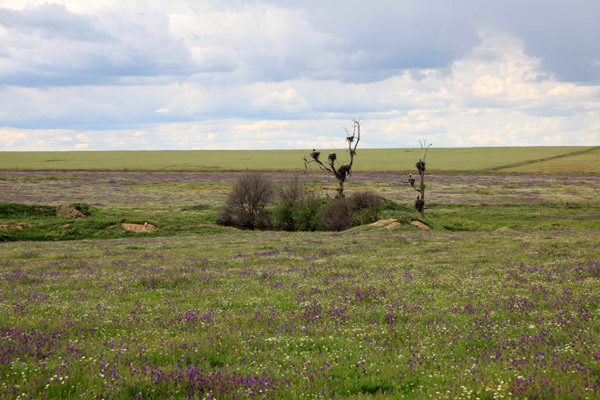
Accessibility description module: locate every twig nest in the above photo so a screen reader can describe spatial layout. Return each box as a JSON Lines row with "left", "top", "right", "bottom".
{"left": 337, "top": 164, "right": 351, "bottom": 181}
{"left": 414, "top": 197, "right": 425, "bottom": 212}
{"left": 328, "top": 153, "right": 337, "bottom": 161}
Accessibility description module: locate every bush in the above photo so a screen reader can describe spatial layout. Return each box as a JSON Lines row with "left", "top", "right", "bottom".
{"left": 217, "top": 177, "right": 383, "bottom": 232}
{"left": 319, "top": 197, "right": 353, "bottom": 231}
{"left": 348, "top": 190, "right": 383, "bottom": 225}
{"left": 292, "top": 196, "right": 322, "bottom": 231}
{"left": 273, "top": 177, "right": 304, "bottom": 231}
{"left": 318, "top": 191, "right": 383, "bottom": 232}
{"left": 217, "top": 173, "right": 273, "bottom": 229}
{"left": 273, "top": 177, "right": 322, "bottom": 231}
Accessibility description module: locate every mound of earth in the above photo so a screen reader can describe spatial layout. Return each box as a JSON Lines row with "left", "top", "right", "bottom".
{"left": 121, "top": 223, "right": 157, "bottom": 233}
{"left": 409, "top": 220, "right": 430, "bottom": 230}
{"left": 56, "top": 204, "right": 86, "bottom": 218}
{"left": 370, "top": 218, "right": 403, "bottom": 229}
{"left": 370, "top": 218, "right": 430, "bottom": 230}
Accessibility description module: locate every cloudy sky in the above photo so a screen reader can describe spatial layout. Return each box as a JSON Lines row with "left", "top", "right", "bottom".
{"left": 1, "top": 0, "right": 599, "bottom": 150}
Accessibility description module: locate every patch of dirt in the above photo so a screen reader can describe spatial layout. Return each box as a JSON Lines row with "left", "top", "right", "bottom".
{"left": 56, "top": 204, "right": 86, "bottom": 218}
{"left": 0, "top": 223, "right": 32, "bottom": 231}
{"left": 409, "top": 220, "right": 430, "bottom": 230}
{"left": 370, "top": 219, "right": 402, "bottom": 229}
{"left": 121, "top": 223, "right": 157, "bottom": 233}
{"left": 370, "top": 218, "right": 431, "bottom": 230}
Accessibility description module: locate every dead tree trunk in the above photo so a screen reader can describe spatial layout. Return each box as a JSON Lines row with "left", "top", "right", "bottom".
{"left": 304, "top": 120, "right": 361, "bottom": 199}
{"left": 408, "top": 140, "right": 431, "bottom": 220}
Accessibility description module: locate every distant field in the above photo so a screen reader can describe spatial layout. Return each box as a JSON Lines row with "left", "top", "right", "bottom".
{"left": 498, "top": 147, "right": 600, "bottom": 174}
{"left": 1, "top": 146, "right": 597, "bottom": 173}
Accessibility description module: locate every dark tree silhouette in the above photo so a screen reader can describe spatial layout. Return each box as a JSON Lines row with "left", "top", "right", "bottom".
{"left": 217, "top": 173, "right": 273, "bottom": 229}
{"left": 303, "top": 120, "right": 361, "bottom": 199}
{"left": 408, "top": 140, "right": 432, "bottom": 220}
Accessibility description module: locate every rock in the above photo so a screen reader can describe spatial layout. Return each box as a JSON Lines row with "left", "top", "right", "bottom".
{"left": 386, "top": 221, "right": 403, "bottom": 229}
{"left": 121, "top": 223, "right": 157, "bottom": 233}
{"left": 409, "top": 220, "right": 430, "bottom": 230}
{"left": 56, "top": 204, "right": 86, "bottom": 218}
{"left": 370, "top": 219, "right": 402, "bottom": 229}
{"left": 370, "top": 218, "right": 396, "bottom": 227}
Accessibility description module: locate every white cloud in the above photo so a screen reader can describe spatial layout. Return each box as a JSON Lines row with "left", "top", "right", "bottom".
{"left": 0, "top": 1, "right": 599, "bottom": 150}
{"left": 472, "top": 75, "right": 506, "bottom": 97}
{"left": 250, "top": 88, "right": 309, "bottom": 113}
{"left": 0, "top": 128, "right": 26, "bottom": 146}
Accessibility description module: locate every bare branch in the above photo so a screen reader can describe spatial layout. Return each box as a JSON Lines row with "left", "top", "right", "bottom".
{"left": 303, "top": 149, "right": 335, "bottom": 174}
{"left": 419, "top": 139, "right": 432, "bottom": 163}
{"left": 303, "top": 119, "right": 362, "bottom": 198}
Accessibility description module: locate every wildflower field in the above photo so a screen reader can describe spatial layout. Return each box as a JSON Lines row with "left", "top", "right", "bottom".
{"left": 1, "top": 167, "right": 600, "bottom": 399}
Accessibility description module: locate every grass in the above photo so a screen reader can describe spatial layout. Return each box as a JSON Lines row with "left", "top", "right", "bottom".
{"left": 1, "top": 170, "right": 599, "bottom": 399}
{"left": 1, "top": 200, "right": 599, "bottom": 242}
{"left": 1, "top": 223, "right": 599, "bottom": 399}
{"left": 1, "top": 146, "right": 597, "bottom": 172}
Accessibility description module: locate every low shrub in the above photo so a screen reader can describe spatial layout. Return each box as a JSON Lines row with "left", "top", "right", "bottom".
{"left": 217, "top": 173, "right": 274, "bottom": 229}
{"left": 319, "top": 191, "right": 383, "bottom": 231}
{"left": 348, "top": 190, "right": 384, "bottom": 225}
{"left": 273, "top": 177, "right": 305, "bottom": 231}
{"left": 273, "top": 178, "right": 322, "bottom": 231}
{"left": 292, "top": 196, "right": 323, "bottom": 231}
{"left": 218, "top": 177, "right": 383, "bottom": 232}
{"left": 319, "top": 197, "right": 353, "bottom": 231}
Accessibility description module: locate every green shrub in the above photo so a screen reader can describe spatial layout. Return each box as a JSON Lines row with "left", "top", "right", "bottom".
{"left": 273, "top": 177, "right": 322, "bottom": 231}
{"left": 217, "top": 173, "right": 273, "bottom": 229}
{"left": 348, "top": 190, "right": 383, "bottom": 225}
{"left": 291, "top": 196, "right": 323, "bottom": 231}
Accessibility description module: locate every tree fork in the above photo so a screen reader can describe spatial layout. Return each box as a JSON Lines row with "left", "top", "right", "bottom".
{"left": 408, "top": 139, "right": 431, "bottom": 219}
{"left": 304, "top": 120, "right": 361, "bottom": 199}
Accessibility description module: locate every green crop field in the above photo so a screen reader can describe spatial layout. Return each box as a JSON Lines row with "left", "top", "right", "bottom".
{"left": 1, "top": 159, "right": 599, "bottom": 398}
{"left": 1, "top": 146, "right": 598, "bottom": 173}
{"left": 498, "top": 147, "right": 600, "bottom": 174}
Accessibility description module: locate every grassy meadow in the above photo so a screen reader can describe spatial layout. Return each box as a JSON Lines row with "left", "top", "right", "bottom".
{"left": 1, "top": 148, "right": 600, "bottom": 399}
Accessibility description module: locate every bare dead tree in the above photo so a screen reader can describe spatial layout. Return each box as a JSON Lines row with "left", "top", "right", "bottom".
{"left": 303, "top": 119, "right": 361, "bottom": 198}
{"left": 408, "top": 139, "right": 432, "bottom": 220}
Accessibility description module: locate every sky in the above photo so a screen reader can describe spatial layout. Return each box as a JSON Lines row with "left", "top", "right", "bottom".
{"left": 0, "top": 0, "right": 599, "bottom": 150}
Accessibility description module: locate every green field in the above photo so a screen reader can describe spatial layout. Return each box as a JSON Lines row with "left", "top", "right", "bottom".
{"left": 498, "top": 147, "right": 600, "bottom": 174}
{"left": 1, "top": 146, "right": 598, "bottom": 173}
